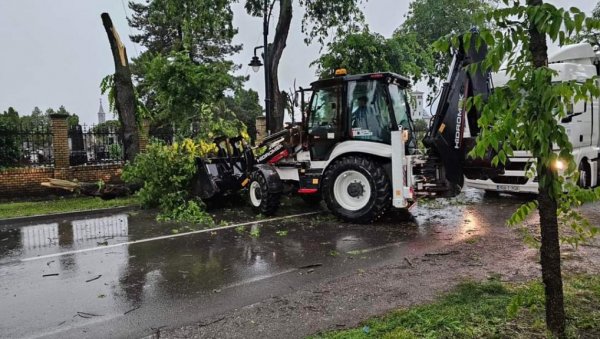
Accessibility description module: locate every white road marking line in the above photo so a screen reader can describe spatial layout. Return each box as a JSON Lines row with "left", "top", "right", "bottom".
{"left": 220, "top": 268, "right": 299, "bottom": 290}
{"left": 21, "top": 211, "right": 322, "bottom": 263}
{"left": 346, "top": 242, "right": 404, "bottom": 255}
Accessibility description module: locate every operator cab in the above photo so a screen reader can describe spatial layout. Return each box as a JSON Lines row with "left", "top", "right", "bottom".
{"left": 306, "top": 71, "right": 416, "bottom": 160}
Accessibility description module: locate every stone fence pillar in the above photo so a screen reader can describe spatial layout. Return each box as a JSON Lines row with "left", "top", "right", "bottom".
{"left": 255, "top": 116, "right": 267, "bottom": 144}
{"left": 50, "top": 113, "right": 70, "bottom": 177}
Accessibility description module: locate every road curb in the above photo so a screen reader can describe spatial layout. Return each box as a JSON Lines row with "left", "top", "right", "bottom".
{"left": 0, "top": 206, "right": 140, "bottom": 228}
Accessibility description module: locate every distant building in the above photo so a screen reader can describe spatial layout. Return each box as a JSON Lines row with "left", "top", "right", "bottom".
{"left": 98, "top": 99, "right": 106, "bottom": 124}
{"left": 410, "top": 91, "right": 430, "bottom": 121}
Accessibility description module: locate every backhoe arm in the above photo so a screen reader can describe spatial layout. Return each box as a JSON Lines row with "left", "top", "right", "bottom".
{"left": 423, "top": 32, "right": 498, "bottom": 189}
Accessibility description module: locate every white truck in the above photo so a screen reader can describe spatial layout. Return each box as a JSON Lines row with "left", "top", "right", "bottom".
{"left": 465, "top": 43, "right": 600, "bottom": 193}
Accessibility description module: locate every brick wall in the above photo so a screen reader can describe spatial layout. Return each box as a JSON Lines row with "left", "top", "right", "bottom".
{"left": 71, "top": 164, "right": 122, "bottom": 183}
{"left": 0, "top": 167, "right": 55, "bottom": 198}
{"left": 0, "top": 114, "right": 147, "bottom": 200}
{"left": 0, "top": 164, "right": 123, "bottom": 199}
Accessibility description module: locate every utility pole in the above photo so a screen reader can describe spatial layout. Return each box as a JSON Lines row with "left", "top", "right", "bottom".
{"left": 263, "top": 0, "right": 271, "bottom": 135}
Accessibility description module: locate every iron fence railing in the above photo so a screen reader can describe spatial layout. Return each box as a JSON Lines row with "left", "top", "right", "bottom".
{"left": 0, "top": 122, "right": 53, "bottom": 168}
{"left": 69, "top": 124, "right": 124, "bottom": 165}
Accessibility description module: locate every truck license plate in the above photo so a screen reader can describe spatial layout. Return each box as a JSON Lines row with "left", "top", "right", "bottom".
{"left": 496, "top": 184, "right": 519, "bottom": 192}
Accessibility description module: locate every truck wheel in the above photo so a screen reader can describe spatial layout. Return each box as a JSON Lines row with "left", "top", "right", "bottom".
{"left": 578, "top": 160, "right": 591, "bottom": 188}
{"left": 248, "top": 172, "right": 280, "bottom": 215}
{"left": 322, "top": 156, "right": 391, "bottom": 223}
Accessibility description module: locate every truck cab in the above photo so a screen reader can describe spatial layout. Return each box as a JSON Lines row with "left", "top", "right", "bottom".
{"left": 464, "top": 43, "right": 600, "bottom": 193}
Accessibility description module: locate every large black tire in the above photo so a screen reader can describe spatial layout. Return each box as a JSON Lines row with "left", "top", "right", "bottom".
{"left": 322, "top": 156, "right": 391, "bottom": 223}
{"left": 247, "top": 171, "right": 281, "bottom": 216}
{"left": 578, "top": 160, "right": 591, "bottom": 188}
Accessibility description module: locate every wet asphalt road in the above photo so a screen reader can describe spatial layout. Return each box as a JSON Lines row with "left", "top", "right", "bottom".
{"left": 0, "top": 191, "right": 527, "bottom": 339}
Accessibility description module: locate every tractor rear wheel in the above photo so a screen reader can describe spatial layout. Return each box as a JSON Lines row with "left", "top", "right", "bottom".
{"left": 322, "top": 156, "right": 391, "bottom": 223}
{"left": 248, "top": 171, "right": 280, "bottom": 216}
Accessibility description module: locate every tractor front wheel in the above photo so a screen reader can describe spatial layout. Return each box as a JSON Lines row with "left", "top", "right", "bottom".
{"left": 248, "top": 171, "right": 281, "bottom": 216}
{"left": 322, "top": 156, "right": 391, "bottom": 223}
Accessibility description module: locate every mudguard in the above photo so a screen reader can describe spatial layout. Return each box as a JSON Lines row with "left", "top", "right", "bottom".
{"left": 254, "top": 164, "right": 284, "bottom": 193}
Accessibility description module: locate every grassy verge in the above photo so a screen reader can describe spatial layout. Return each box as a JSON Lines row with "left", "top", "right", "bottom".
{"left": 0, "top": 196, "right": 140, "bottom": 219}
{"left": 315, "top": 275, "right": 600, "bottom": 339}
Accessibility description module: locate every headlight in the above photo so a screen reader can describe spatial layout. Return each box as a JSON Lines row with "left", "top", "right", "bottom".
{"left": 553, "top": 160, "right": 565, "bottom": 170}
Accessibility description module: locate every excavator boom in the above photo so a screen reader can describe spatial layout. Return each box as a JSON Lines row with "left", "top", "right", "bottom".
{"left": 423, "top": 32, "right": 501, "bottom": 190}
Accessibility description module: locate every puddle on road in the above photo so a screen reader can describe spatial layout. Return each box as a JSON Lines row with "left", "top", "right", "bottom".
{"left": 0, "top": 189, "right": 531, "bottom": 338}
{"left": 0, "top": 214, "right": 130, "bottom": 261}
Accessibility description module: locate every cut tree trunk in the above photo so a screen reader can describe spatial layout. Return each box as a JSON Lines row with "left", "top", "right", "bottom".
{"left": 101, "top": 13, "right": 140, "bottom": 163}
{"left": 527, "top": 0, "right": 566, "bottom": 337}
{"left": 268, "top": 0, "right": 293, "bottom": 133}
{"left": 41, "top": 178, "right": 140, "bottom": 200}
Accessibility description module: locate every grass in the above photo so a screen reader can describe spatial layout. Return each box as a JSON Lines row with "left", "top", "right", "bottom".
{"left": 0, "top": 196, "right": 140, "bottom": 219}
{"left": 314, "top": 275, "right": 600, "bottom": 339}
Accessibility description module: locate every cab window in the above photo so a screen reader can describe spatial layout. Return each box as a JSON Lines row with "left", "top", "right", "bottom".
{"left": 388, "top": 84, "right": 411, "bottom": 131}
{"left": 308, "top": 87, "right": 339, "bottom": 129}
{"left": 347, "top": 80, "right": 392, "bottom": 143}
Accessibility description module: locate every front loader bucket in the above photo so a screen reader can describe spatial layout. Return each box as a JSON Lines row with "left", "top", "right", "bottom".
{"left": 191, "top": 157, "right": 220, "bottom": 200}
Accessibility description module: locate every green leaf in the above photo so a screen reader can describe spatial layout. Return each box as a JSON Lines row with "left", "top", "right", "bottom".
{"left": 574, "top": 13, "right": 585, "bottom": 32}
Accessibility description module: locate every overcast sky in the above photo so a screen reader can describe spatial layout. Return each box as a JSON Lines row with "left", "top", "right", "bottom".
{"left": 0, "top": 0, "right": 596, "bottom": 124}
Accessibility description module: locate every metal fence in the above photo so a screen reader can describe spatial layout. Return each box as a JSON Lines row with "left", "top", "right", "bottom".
{"left": 0, "top": 122, "right": 53, "bottom": 168}
{"left": 0, "top": 120, "right": 243, "bottom": 168}
{"left": 69, "top": 124, "right": 124, "bottom": 165}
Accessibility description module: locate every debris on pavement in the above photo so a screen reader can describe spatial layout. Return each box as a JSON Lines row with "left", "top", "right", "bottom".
{"left": 75, "top": 312, "right": 102, "bottom": 319}
{"left": 299, "top": 263, "right": 323, "bottom": 269}
{"left": 424, "top": 250, "right": 460, "bottom": 257}
{"left": 85, "top": 275, "right": 102, "bottom": 283}
{"left": 124, "top": 306, "right": 141, "bottom": 315}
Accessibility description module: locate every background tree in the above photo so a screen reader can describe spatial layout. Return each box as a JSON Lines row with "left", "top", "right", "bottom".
{"left": 21, "top": 106, "right": 49, "bottom": 127}
{"left": 244, "top": 0, "right": 366, "bottom": 133}
{"left": 128, "top": 0, "right": 240, "bottom": 62}
{"left": 223, "top": 88, "right": 263, "bottom": 142}
{"left": 2, "top": 107, "right": 19, "bottom": 123}
{"left": 140, "top": 51, "right": 237, "bottom": 132}
{"left": 441, "top": 1, "right": 600, "bottom": 336}
{"left": 93, "top": 120, "right": 121, "bottom": 134}
{"left": 0, "top": 109, "right": 21, "bottom": 168}
{"left": 574, "top": 1, "right": 600, "bottom": 45}
{"left": 52, "top": 105, "right": 80, "bottom": 128}
{"left": 31, "top": 106, "right": 42, "bottom": 116}
{"left": 66, "top": 114, "right": 80, "bottom": 128}
{"left": 400, "top": 0, "right": 495, "bottom": 101}
{"left": 128, "top": 0, "right": 242, "bottom": 133}
{"left": 313, "top": 28, "right": 433, "bottom": 82}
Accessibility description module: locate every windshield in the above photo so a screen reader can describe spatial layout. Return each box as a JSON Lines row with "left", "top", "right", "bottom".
{"left": 388, "top": 84, "right": 411, "bottom": 131}
{"left": 347, "top": 80, "right": 392, "bottom": 143}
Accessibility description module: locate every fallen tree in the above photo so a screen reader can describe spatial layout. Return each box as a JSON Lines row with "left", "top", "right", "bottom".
{"left": 41, "top": 178, "right": 139, "bottom": 200}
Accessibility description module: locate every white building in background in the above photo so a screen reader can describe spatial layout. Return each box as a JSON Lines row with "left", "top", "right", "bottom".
{"left": 98, "top": 99, "right": 106, "bottom": 124}
{"left": 410, "top": 90, "right": 430, "bottom": 121}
